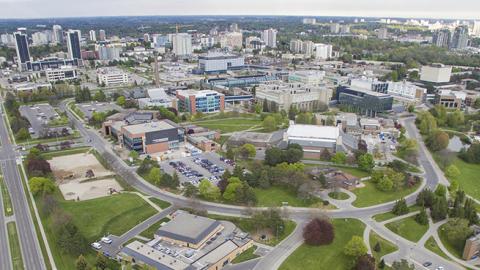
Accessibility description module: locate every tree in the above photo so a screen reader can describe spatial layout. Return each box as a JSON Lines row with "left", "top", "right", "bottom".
{"left": 446, "top": 110, "right": 465, "bottom": 127}
{"left": 223, "top": 177, "right": 243, "bottom": 202}
{"left": 238, "top": 144, "right": 256, "bottom": 160}
{"left": 93, "top": 90, "right": 107, "bottom": 102}
{"left": 183, "top": 182, "right": 198, "bottom": 198}
{"left": 29, "top": 177, "right": 55, "bottom": 196}
{"left": 431, "top": 196, "right": 448, "bottom": 221}
{"left": 449, "top": 179, "right": 459, "bottom": 193}
{"left": 443, "top": 218, "right": 473, "bottom": 248}
{"left": 284, "top": 146, "right": 303, "bottom": 163}
{"left": 303, "top": 218, "right": 335, "bottom": 246}
{"left": 445, "top": 164, "right": 460, "bottom": 180}
{"left": 473, "top": 98, "right": 480, "bottom": 109}
{"left": 358, "top": 154, "right": 375, "bottom": 172}
{"left": 355, "top": 254, "right": 376, "bottom": 270}
{"left": 75, "top": 255, "right": 88, "bottom": 270}
{"left": 392, "top": 259, "right": 415, "bottom": 270}
{"left": 320, "top": 149, "right": 332, "bottom": 161}
{"left": 415, "top": 208, "right": 429, "bottom": 225}
{"left": 392, "top": 198, "right": 408, "bottom": 216}
{"left": 265, "top": 147, "right": 284, "bottom": 166}
{"left": 147, "top": 167, "right": 162, "bottom": 186}
{"left": 416, "top": 111, "right": 437, "bottom": 135}
{"left": 95, "top": 252, "right": 108, "bottom": 270}
{"left": 407, "top": 104, "right": 415, "bottom": 113}
{"left": 426, "top": 130, "right": 449, "bottom": 152}
{"left": 263, "top": 115, "right": 276, "bottom": 132}
{"left": 373, "top": 242, "right": 381, "bottom": 252}
{"left": 435, "top": 185, "right": 447, "bottom": 198}
{"left": 129, "top": 150, "right": 139, "bottom": 160}
{"left": 460, "top": 143, "right": 480, "bottom": 164}
{"left": 16, "top": 128, "right": 31, "bottom": 141}
{"left": 331, "top": 152, "right": 347, "bottom": 164}
{"left": 344, "top": 236, "right": 368, "bottom": 258}
{"left": 116, "top": 96, "right": 126, "bottom": 107}
{"left": 199, "top": 179, "right": 221, "bottom": 201}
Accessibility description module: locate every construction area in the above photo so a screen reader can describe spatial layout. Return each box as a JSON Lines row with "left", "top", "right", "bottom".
{"left": 49, "top": 152, "right": 123, "bottom": 201}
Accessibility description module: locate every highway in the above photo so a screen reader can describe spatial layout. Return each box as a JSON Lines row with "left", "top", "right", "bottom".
{"left": 0, "top": 103, "right": 46, "bottom": 270}
{"left": 60, "top": 100, "right": 467, "bottom": 270}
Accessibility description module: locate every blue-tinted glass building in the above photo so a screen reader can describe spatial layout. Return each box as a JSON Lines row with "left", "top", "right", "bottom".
{"left": 336, "top": 86, "right": 393, "bottom": 117}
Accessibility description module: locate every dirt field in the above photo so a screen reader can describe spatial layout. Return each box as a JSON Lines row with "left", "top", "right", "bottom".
{"left": 50, "top": 153, "right": 113, "bottom": 183}
{"left": 50, "top": 153, "right": 123, "bottom": 200}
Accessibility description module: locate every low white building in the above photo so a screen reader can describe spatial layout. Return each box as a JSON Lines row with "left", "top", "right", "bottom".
{"left": 97, "top": 68, "right": 129, "bottom": 86}
{"left": 14, "top": 83, "right": 52, "bottom": 93}
{"left": 45, "top": 66, "right": 78, "bottom": 83}
{"left": 420, "top": 64, "right": 452, "bottom": 83}
{"left": 288, "top": 70, "right": 326, "bottom": 85}
{"left": 138, "top": 88, "right": 177, "bottom": 109}
{"left": 285, "top": 124, "right": 341, "bottom": 158}
{"left": 387, "top": 81, "right": 426, "bottom": 104}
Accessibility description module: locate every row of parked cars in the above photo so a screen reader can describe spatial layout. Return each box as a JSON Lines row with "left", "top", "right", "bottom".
{"left": 169, "top": 161, "right": 204, "bottom": 179}
{"left": 193, "top": 158, "right": 225, "bottom": 175}
{"left": 220, "top": 157, "right": 236, "bottom": 167}
{"left": 91, "top": 237, "right": 112, "bottom": 250}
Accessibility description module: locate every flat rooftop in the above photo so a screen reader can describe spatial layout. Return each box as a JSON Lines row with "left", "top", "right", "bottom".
{"left": 156, "top": 211, "right": 221, "bottom": 245}
{"left": 122, "top": 241, "right": 193, "bottom": 270}
{"left": 123, "top": 120, "right": 177, "bottom": 135}
{"left": 342, "top": 85, "right": 391, "bottom": 97}
{"left": 176, "top": 90, "right": 222, "bottom": 98}
{"left": 287, "top": 124, "right": 340, "bottom": 141}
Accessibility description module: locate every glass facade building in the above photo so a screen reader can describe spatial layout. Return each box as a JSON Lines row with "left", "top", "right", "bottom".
{"left": 336, "top": 86, "right": 393, "bottom": 117}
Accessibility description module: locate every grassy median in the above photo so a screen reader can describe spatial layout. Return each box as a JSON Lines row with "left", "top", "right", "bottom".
{"left": 7, "top": 222, "right": 24, "bottom": 270}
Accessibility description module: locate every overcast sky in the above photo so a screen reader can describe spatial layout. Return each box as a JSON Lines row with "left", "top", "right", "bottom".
{"left": 1, "top": 0, "right": 479, "bottom": 20}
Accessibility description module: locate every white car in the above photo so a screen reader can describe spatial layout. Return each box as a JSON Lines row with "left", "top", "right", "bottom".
{"left": 91, "top": 242, "right": 102, "bottom": 250}
{"left": 101, "top": 237, "right": 112, "bottom": 244}
{"left": 435, "top": 267, "right": 444, "bottom": 270}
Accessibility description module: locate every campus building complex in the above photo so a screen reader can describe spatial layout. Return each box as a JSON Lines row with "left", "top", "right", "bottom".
{"left": 120, "top": 120, "right": 182, "bottom": 154}
{"left": 176, "top": 90, "right": 225, "bottom": 114}
{"left": 336, "top": 85, "right": 393, "bottom": 117}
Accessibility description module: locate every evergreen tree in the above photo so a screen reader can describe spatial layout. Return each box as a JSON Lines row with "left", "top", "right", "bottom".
{"left": 415, "top": 208, "right": 429, "bottom": 225}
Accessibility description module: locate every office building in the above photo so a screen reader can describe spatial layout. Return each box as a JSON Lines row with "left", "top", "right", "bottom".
{"left": 89, "top": 30, "right": 96, "bottom": 42}
{"left": 14, "top": 31, "right": 31, "bottom": 71}
{"left": 198, "top": 53, "right": 244, "bottom": 74}
{"left": 229, "top": 23, "right": 239, "bottom": 32}
{"left": 52, "top": 25, "right": 63, "bottom": 44}
{"left": 152, "top": 34, "right": 169, "bottom": 48}
{"left": 290, "top": 39, "right": 303, "bottom": 53}
{"left": 330, "top": 23, "right": 340, "bottom": 34}
{"left": 377, "top": 28, "right": 388, "bottom": 39}
{"left": 262, "top": 28, "right": 277, "bottom": 48}
{"left": 463, "top": 234, "right": 480, "bottom": 260}
{"left": 420, "top": 64, "right": 452, "bottom": 83}
{"left": 220, "top": 32, "right": 243, "bottom": 49}
{"left": 472, "top": 21, "right": 480, "bottom": 37}
{"left": 172, "top": 33, "right": 192, "bottom": 56}
{"left": 200, "top": 36, "right": 216, "bottom": 48}
{"left": 176, "top": 90, "right": 225, "bottom": 114}
{"left": 122, "top": 120, "right": 182, "bottom": 154}
{"left": 314, "top": 43, "right": 333, "bottom": 59}
{"left": 138, "top": 88, "right": 177, "bottom": 109}
{"left": 32, "top": 31, "right": 50, "bottom": 46}
{"left": 97, "top": 68, "right": 129, "bottom": 86}
{"left": 66, "top": 30, "right": 81, "bottom": 60}
{"left": 1, "top": 33, "right": 15, "bottom": 46}
{"left": 450, "top": 25, "right": 469, "bottom": 50}
{"left": 432, "top": 29, "right": 451, "bottom": 48}
{"left": 350, "top": 77, "right": 389, "bottom": 93}
{"left": 340, "top": 25, "right": 351, "bottom": 34}
{"left": 336, "top": 85, "right": 394, "bottom": 117}
{"left": 45, "top": 66, "right": 78, "bottom": 82}
{"left": 256, "top": 81, "right": 333, "bottom": 112}
{"left": 99, "top": 29, "right": 106, "bottom": 41}
{"left": 286, "top": 124, "right": 341, "bottom": 158}
{"left": 29, "top": 57, "right": 80, "bottom": 71}
{"left": 436, "top": 89, "right": 466, "bottom": 109}
{"left": 303, "top": 18, "right": 316, "bottom": 25}
{"left": 288, "top": 70, "right": 325, "bottom": 85}
{"left": 245, "top": 36, "right": 264, "bottom": 50}
{"left": 96, "top": 45, "right": 122, "bottom": 60}
{"left": 303, "top": 41, "right": 315, "bottom": 56}
{"left": 387, "top": 81, "right": 427, "bottom": 104}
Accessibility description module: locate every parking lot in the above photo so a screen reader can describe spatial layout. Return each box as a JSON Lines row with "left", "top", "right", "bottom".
{"left": 19, "top": 104, "right": 61, "bottom": 137}
{"left": 160, "top": 152, "right": 235, "bottom": 186}
{"left": 77, "top": 102, "right": 123, "bottom": 119}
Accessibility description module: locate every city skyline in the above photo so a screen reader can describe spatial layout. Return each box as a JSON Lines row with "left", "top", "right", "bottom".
{"left": 1, "top": 0, "right": 480, "bottom": 20}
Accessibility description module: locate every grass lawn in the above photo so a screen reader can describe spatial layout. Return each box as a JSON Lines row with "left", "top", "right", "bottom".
{"left": 0, "top": 176, "right": 13, "bottom": 216}
{"left": 41, "top": 147, "right": 91, "bottom": 160}
{"left": 304, "top": 163, "right": 370, "bottom": 178}
{"left": 149, "top": 197, "right": 172, "bottom": 209}
{"left": 448, "top": 158, "right": 480, "bottom": 201}
{"left": 7, "top": 222, "right": 24, "bottom": 270}
{"left": 280, "top": 219, "right": 365, "bottom": 270}
{"left": 37, "top": 192, "right": 156, "bottom": 269}
{"left": 232, "top": 246, "right": 259, "bottom": 264}
{"left": 369, "top": 231, "right": 398, "bottom": 264}
{"left": 207, "top": 214, "right": 296, "bottom": 246}
{"left": 254, "top": 186, "right": 323, "bottom": 207}
{"left": 425, "top": 236, "right": 450, "bottom": 260}
{"left": 385, "top": 216, "right": 428, "bottom": 243}
{"left": 373, "top": 206, "right": 421, "bottom": 222}
{"left": 328, "top": 192, "right": 350, "bottom": 200}
{"left": 139, "top": 217, "right": 171, "bottom": 239}
{"left": 352, "top": 181, "right": 420, "bottom": 208}
{"left": 193, "top": 118, "right": 263, "bottom": 134}
{"left": 17, "top": 131, "right": 81, "bottom": 145}
{"left": 438, "top": 223, "right": 464, "bottom": 259}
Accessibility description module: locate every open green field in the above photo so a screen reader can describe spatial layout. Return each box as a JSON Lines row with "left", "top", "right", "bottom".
{"left": 438, "top": 223, "right": 464, "bottom": 259}
{"left": 0, "top": 176, "right": 13, "bottom": 216}
{"left": 7, "top": 222, "right": 24, "bottom": 270}
{"left": 232, "top": 246, "right": 259, "bottom": 264}
{"left": 139, "top": 217, "right": 171, "bottom": 239}
{"left": 193, "top": 118, "right": 263, "bottom": 134}
{"left": 352, "top": 181, "right": 420, "bottom": 208}
{"left": 38, "top": 192, "right": 157, "bottom": 269}
{"left": 207, "top": 213, "right": 296, "bottom": 246}
{"left": 373, "top": 206, "right": 421, "bottom": 222}
{"left": 425, "top": 236, "right": 450, "bottom": 260}
{"left": 279, "top": 219, "right": 365, "bottom": 270}
{"left": 369, "top": 231, "right": 398, "bottom": 264}
{"left": 17, "top": 130, "right": 81, "bottom": 145}
{"left": 448, "top": 158, "right": 480, "bottom": 201}
{"left": 254, "top": 186, "right": 323, "bottom": 208}
{"left": 385, "top": 216, "right": 428, "bottom": 243}
{"left": 41, "top": 147, "right": 91, "bottom": 160}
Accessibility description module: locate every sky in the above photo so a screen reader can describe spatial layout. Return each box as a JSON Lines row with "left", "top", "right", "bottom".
{"left": 0, "top": 0, "right": 479, "bottom": 20}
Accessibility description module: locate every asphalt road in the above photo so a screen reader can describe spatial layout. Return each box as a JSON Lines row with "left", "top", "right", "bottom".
{"left": 59, "top": 100, "right": 465, "bottom": 270}
{"left": 0, "top": 102, "right": 46, "bottom": 270}
{"left": 0, "top": 164, "right": 12, "bottom": 270}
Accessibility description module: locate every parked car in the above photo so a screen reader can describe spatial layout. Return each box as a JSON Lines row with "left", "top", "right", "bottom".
{"left": 91, "top": 242, "right": 102, "bottom": 250}
{"left": 101, "top": 237, "right": 112, "bottom": 244}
